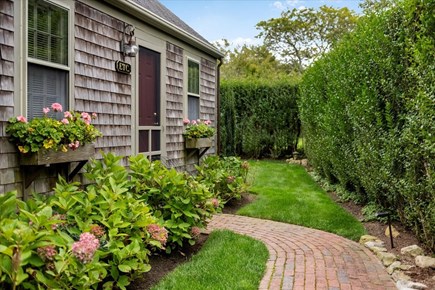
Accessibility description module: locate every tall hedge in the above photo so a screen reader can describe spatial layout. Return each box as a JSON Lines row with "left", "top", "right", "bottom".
{"left": 220, "top": 79, "right": 299, "bottom": 158}
{"left": 299, "top": 0, "right": 434, "bottom": 251}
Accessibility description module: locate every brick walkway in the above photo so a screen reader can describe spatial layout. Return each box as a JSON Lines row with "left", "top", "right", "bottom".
{"left": 205, "top": 214, "right": 396, "bottom": 290}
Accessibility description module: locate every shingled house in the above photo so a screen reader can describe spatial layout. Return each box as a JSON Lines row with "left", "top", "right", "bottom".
{"left": 0, "top": 0, "right": 223, "bottom": 197}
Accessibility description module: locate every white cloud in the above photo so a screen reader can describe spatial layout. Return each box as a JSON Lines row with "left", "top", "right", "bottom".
{"left": 273, "top": 1, "right": 285, "bottom": 10}
{"left": 286, "top": 0, "right": 302, "bottom": 7}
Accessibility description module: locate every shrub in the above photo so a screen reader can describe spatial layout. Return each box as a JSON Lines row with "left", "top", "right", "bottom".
{"left": 299, "top": 0, "right": 435, "bottom": 251}
{"left": 220, "top": 79, "right": 300, "bottom": 158}
{"left": 129, "top": 154, "right": 218, "bottom": 252}
{"left": 195, "top": 156, "right": 250, "bottom": 203}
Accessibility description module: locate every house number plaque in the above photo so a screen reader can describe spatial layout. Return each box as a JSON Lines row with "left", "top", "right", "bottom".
{"left": 115, "top": 60, "right": 131, "bottom": 74}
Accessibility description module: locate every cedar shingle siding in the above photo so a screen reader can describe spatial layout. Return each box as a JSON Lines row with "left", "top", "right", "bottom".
{"left": 1, "top": 0, "right": 220, "bottom": 196}
{"left": 0, "top": 0, "right": 19, "bottom": 196}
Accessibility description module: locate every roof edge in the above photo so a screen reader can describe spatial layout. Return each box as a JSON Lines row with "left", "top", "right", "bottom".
{"left": 103, "top": 0, "right": 223, "bottom": 59}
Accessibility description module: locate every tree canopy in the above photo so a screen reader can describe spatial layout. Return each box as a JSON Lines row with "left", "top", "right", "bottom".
{"left": 256, "top": 5, "right": 358, "bottom": 73}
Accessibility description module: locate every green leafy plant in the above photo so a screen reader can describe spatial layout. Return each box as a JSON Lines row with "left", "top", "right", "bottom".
{"left": 195, "top": 156, "right": 250, "bottom": 203}
{"left": 129, "top": 154, "right": 218, "bottom": 252}
{"left": 6, "top": 103, "right": 102, "bottom": 153}
{"left": 183, "top": 118, "right": 215, "bottom": 139}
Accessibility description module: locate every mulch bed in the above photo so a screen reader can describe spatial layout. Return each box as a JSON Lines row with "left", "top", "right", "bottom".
{"left": 129, "top": 168, "right": 434, "bottom": 289}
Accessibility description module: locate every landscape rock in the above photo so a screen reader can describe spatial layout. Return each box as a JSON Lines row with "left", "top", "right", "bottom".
{"left": 385, "top": 225, "right": 400, "bottom": 238}
{"left": 370, "top": 246, "right": 388, "bottom": 254}
{"left": 392, "top": 270, "right": 411, "bottom": 282}
{"left": 396, "top": 280, "right": 428, "bottom": 289}
{"left": 399, "top": 264, "right": 415, "bottom": 271}
{"left": 364, "top": 240, "right": 385, "bottom": 248}
{"left": 376, "top": 252, "right": 397, "bottom": 266}
{"left": 401, "top": 245, "right": 424, "bottom": 257}
{"left": 359, "top": 235, "right": 381, "bottom": 245}
{"left": 415, "top": 255, "right": 435, "bottom": 269}
{"left": 387, "top": 261, "right": 402, "bottom": 275}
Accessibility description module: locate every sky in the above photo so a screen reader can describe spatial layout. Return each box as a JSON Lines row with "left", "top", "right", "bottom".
{"left": 160, "top": 0, "right": 362, "bottom": 48}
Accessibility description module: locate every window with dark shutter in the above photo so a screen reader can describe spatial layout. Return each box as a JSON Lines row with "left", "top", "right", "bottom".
{"left": 27, "top": 0, "right": 69, "bottom": 119}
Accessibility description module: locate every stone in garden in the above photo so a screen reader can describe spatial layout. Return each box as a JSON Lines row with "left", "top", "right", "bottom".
{"left": 385, "top": 225, "right": 400, "bottom": 238}
{"left": 399, "top": 264, "right": 415, "bottom": 271}
{"left": 376, "top": 251, "right": 397, "bottom": 266}
{"left": 370, "top": 246, "right": 388, "bottom": 254}
{"left": 415, "top": 255, "right": 435, "bottom": 269}
{"left": 387, "top": 261, "right": 402, "bottom": 275}
{"left": 360, "top": 235, "right": 381, "bottom": 244}
{"left": 396, "top": 280, "right": 428, "bottom": 290}
{"left": 401, "top": 245, "right": 424, "bottom": 257}
{"left": 392, "top": 271, "right": 411, "bottom": 282}
{"left": 364, "top": 240, "right": 385, "bottom": 248}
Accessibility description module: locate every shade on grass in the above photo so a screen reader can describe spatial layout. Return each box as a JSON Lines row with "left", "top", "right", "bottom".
{"left": 151, "top": 230, "right": 268, "bottom": 290}
{"left": 238, "top": 160, "right": 366, "bottom": 240}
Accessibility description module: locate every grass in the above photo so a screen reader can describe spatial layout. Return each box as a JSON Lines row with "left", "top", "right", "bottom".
{"left": 238, "top": 160, "right": 366, "bottom": 240}
{"left": 151, "top": 230, "right": 268, "bottom": 290}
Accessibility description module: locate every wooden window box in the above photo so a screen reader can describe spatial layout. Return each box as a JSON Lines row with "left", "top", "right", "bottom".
{"left": 185, "top": 137, "right": 213, "bottom": 149}
{"left": 20, "top": 144, "right": 95, "bottom": 166}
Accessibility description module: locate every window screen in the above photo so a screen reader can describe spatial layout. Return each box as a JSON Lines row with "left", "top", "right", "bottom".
{"left": 28, "top": 64, "right": 68, "bottom": 119}
{"left": 188, "top": 95, "right": 199, "bottom": 121}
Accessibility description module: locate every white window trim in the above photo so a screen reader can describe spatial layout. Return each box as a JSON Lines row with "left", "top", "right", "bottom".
{"left": 15, "top": 0, "right": 74, "bottom": 117}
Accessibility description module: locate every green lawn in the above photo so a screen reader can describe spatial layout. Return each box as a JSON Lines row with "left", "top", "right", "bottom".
{"left": 151, "top": 230, "right": 268, "bottom": 290}
{"left": 238, "top": 160, "right": 366, "bottom": 240}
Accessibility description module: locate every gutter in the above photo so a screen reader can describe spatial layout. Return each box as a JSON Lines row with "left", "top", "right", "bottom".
{"left": 103, "top": 0, "right": 224, "bottom": 59}
{"left": 216, "top": 58, "right": 223, "bottom": 155}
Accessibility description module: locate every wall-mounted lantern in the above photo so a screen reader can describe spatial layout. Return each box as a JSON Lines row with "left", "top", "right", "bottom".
{"left": 121, "top": 24, "right": 138, "bottom": 57}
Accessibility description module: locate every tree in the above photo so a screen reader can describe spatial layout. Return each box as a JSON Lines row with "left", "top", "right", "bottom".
{"left": 215, "top": 41, "right": 292, "bottom": 80}
{"left": 256, "top": 6, "right": 358, "bottom": 72}
{"left": 359, "top": 0, "right": 397, "bottom": 14}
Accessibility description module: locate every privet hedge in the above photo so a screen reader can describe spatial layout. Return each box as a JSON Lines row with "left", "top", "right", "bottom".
{"left": 299, "top": 0, "right": 434, "bottom": 251}
{"left": 220, "top": 79, "right": 300, "bottom": 158}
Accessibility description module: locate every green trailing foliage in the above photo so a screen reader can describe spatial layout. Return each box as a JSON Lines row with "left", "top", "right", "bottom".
{"left": 0, "top": 152, "right": 244, "bottom": 289}
{"left": 299, "top": 0, "right": 434, "bottom": 251}
{"left": 220, "top": 79, "right": 300, "bottom": 158}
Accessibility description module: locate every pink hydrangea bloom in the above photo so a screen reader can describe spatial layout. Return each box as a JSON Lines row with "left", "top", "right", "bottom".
{"left": 183, "top": 118, "right": 190, "bottom": 125}
{"left": 72, "top": 232, "right": 100, "bottom": 264}
{"left": 61, "top": 118, "right": 69, "bottom": 125}
{"left": 92, "top": 112, "right": 98, "bottom": 119}
{"left": 64, "top": 111, "right": 73, "bottom": 119}
{"left": 17, "top": 116, "right": 27, "bottom": 123}
{"left": 204, "top": 120, "right": 212, "bottom": 125}
{"left": 211, "top": 198, "right": 219, "bottom": 208}
{"left": 147, "top": 224, "right": 168, "bottom": 246}
{"left": 191, "top": 120, "right": 197, "bottom": 125}
{"left": 37, "top": 245, "right": 57, "bottom": 262}
{"left": 90, "top": 225, "right": 105, "bottom": 238}
{"left": 43, "top": 107, "right": 50, "bottom": 115}
{"left": 51, "top": 103, "right": 63, "bottom": 112}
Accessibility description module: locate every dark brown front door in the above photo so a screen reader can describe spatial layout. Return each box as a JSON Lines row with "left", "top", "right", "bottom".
{"left": 138, "top": 46, "right": 161, "bottom": 159}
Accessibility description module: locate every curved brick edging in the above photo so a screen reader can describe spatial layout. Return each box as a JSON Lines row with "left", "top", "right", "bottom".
{"left": 205, "top": 214, "right": 397, "bottom": 290}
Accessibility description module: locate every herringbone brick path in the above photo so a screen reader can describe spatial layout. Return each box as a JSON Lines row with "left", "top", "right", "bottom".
{"left": 205, "top": 214, "right": 396, "bottom": 290}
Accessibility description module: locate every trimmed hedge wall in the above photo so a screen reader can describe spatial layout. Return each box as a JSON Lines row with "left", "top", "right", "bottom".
{"left": 299, "top": 0, "right": 434, "bottom": 251}
{"left": 220, "top": 79, "right": 299, "bottom": 158}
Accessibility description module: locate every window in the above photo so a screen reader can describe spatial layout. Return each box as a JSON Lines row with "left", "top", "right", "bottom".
{"left": 27, "top": 0, "right": 69, "bottom": 119}
{"left": 187, "top": 60, "right": 200, "bottom": 120}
